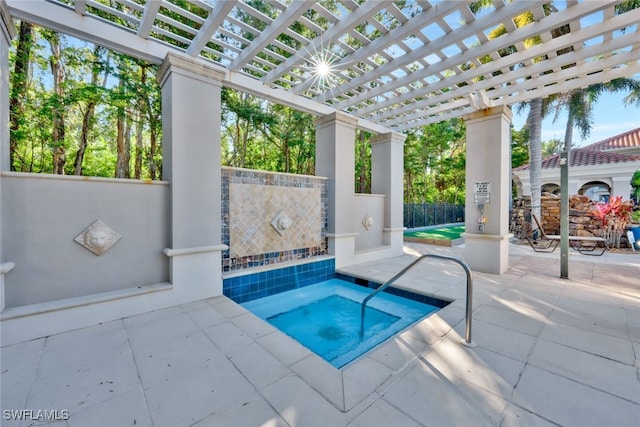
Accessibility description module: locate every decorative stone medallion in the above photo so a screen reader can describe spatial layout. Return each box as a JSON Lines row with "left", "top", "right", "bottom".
{"left": 362, "top": 214, "right": 373, "bottom": 230}
{"left": 74, "top": 220, "right": 122, "bottom": 256}
{"left": 271, "top": 210, "right": 293, "bottom": 236}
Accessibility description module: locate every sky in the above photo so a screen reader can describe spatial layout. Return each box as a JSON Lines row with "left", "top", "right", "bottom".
{"left": 510, "top": 90, "right": 640, "bottom": 148}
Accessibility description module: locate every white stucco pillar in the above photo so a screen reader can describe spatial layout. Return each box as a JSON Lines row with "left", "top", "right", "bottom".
{"left": 157, "top": 53, "right": 227, "bottom": 299}
{"left": 568, "top": 179, "right": 579, "bottom": 197}
{"left": 0, "top": 4, "right": 16, "bottom": 310}
{"left": 370, "top": 131, "right": 406, "bottom": 254}
{"left": 463, "top": 106, "right": 513, "bottom": 275}
{"left": 315, "top": 112, "right": 358, "bottom": 268}
{"left": 611, "top": 176, "right": 631, "bottom": 200}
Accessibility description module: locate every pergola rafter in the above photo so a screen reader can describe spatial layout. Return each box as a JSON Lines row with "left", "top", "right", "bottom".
{"left": 4, "top": 0, "right": 639, "bottom": 132}
{"left": 326, "top": 0, "right": 550, "bottom": 108}
{"left": 374, "top": 8, "right": 640, "bottom": 126}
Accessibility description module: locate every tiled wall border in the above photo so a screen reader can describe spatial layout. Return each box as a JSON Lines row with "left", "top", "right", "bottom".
{"left": 221, "top": 166, "right": 329, "bottom": 273}
{"left": 223, "top": 258, "right": 335, "bottom": 303}
{"left": 334, "top": 273, "right": 451, "bottom": 308}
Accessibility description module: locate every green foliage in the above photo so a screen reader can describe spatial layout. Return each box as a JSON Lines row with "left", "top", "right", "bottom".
{"left": 355, "top": 130, "right": 371, "bottom": 193}
{"left": 404, "top": 119, "right": 466, "bottom": 204}
{"left": 511, "top": 126, "right": 529, "bottom": 168}
{"left": 9, "top": 25, "right": 162, "bottom": 179}
{"left": 616, "top": 0, "right": 640, "bottom": 14}
{"left": 631, "top": 169, "right": 640, "bottom": 200}
{"left": 541, "top": 138, "right": 563, "bottom": 157}
{"left": 221, "top": 88, "right": 316, "bottom": 175}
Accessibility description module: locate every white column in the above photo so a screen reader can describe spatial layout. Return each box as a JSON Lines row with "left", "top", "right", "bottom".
{"left": 463, "top": 106, "right": 513, "bottom": 274}
{"left": 315, "top": 112, "right": 358, "bottom": 268}
{"left": 157, "top": 53, "right": 227, "bottom": 299}
{"left": 0, "top": 3, "right": 17, "bottom": 310}
{"left": 611, "top": 176, "right": 631, "bottom": 200}
{"left": 370, "top": 132, "right": 406, "bottom": 254}
{"left": 568, "top": 179, "right": 580, "bottom": 197}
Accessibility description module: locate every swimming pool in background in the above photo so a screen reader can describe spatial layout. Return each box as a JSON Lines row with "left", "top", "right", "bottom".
{"left": 242, "top": 278, "right": 444, "bottom": 368}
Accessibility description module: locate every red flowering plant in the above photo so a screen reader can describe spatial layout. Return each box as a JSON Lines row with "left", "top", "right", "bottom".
{"left": 592, "top": 196, "right": 635, "bottom": 248}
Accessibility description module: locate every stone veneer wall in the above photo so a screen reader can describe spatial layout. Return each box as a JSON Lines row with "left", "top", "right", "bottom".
{"left": 221, "top": 167, "right": 328, "bottom": 272}
{"left": 510, "top": 194, "right": 602, "bottom": 238}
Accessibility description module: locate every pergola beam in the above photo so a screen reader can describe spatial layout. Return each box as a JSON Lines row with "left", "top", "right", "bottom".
{"left": 378, "top": 9, "right": 640, "bottom": 127}
{"left": 137, "top": 0, "right": 162, "bottom": 38}
{"left": 395, "top": 55, "right": 640, "bottom": 131}
{"left": 185, "top": 0, "right": 236, "bottom": 56}
{"left": 263, "top": 0, "right": 393, "bottom": 86}
{"left": 5, "top": 0, "right": 639, "bottom": 133}
{"left": 229, "top": 1, "right": 314, "bottom": 70}
{"left": 225, "top": 70, "right": 391, "bottom": 135}
{"left": 310, "top": 0, "right": 461, "bottom": 102}
{"left": 339, "top": 0, "right": 617, "bottom": 115}
{"left": 7, "top": 0, "right": 167, "bottom": 64}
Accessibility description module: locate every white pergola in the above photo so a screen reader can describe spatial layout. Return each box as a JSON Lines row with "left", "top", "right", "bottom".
{"left": 4, "top": 0, "right": 640, "bottom": 133}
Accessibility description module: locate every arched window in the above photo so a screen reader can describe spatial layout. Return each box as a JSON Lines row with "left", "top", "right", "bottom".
{"left": 579, "top": 181, "right": 611, "bottom": 202}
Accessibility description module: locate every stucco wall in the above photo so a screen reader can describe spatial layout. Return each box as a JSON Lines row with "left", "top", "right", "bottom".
{"left": 2, "top": 172, "right": 170, "bottom": 307}
{"left": 353, "top": 194, "right": 385, "bottom": 251}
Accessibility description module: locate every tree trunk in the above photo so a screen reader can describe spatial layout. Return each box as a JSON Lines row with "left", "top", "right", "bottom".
{"left": 134, "top": 110, "right": 144, "bottom": 179}
{"left": 115, "top": 79, "right": 127, "bottom": 178}
{"left": 47, "top": 33, "right": 67, "bottom": 174}
{"left": 9, "top": 21, "right": 33, "bottom": 171}
{"left": 134, "top": 66, "right": 146, "bottom": 179}
{"left": 74, "top": 104, "right": 93, "bottom": 176}
{"left": 149, "top": 130, "right": 158, "bottom": 180}
{"left": 527, "top": 97, "right": 543, "bottom": 233}
{"left": 74, "top": 46, "right": 105, "bottom": 175}
{"left": 114, "top": 114, "right": 130, "bottom": 178}
{"left": 563, "top": 115, "right": 574, "bottom": 152}
{"left": 124, "top": 117, "right": 131, "bottom": 178}
{"left": 138, "top": 63, "right": 161, "bottom": 180}
{"left": 356, "top": 131, "right": 369, "bottom": 193}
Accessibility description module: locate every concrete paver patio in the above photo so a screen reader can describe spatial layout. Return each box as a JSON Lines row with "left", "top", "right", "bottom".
{"left": 2, "top": 242, "right": 639, "bottom": 426}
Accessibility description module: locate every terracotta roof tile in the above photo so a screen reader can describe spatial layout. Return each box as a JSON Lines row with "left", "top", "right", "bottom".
{"left": 514, "top": 148, "right": 640, "bottom": 171}
{"left": 513, "top": 127, "right": 640, "bottom": 171}
{"left": 582, "top": 127, "right": 640, "bottom": 152}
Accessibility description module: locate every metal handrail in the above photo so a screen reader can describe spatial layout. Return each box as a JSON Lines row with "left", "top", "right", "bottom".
{"left": 359, "top": 254, "right": 476, "bottom": 348}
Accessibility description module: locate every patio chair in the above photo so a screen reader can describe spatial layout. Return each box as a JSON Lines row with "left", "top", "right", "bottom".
{"left": 525, "top": 212, "right": 608, "bottom": 256}
{"left": 524, "top": 213, "right": 559, "bottom": 253}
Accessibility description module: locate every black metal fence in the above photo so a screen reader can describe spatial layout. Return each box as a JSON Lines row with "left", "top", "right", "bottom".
{"left": 404, "top": 203, "right": 465, "bottom": 229}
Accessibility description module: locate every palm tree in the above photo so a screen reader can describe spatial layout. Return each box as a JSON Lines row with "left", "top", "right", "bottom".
{"left": 556, "top": 78, "right": 640, "bottom": 150}
{"left": 479, "top": 3, "right": 563, "bottom": 234}
{"left": 526, "top": 97, "right": 543, "bottom": 234}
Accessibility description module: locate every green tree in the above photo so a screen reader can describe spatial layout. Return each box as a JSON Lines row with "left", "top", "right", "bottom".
{"left": 9, "top": 25, "right": 163, "bottom": 179}
{"left": 631, "top": 169, "right": 640, "bottom": 200}
{"left": 221, "top": 88, "right": 277, "bottom": 169}
{"left": 264, "top": 103, "right": 315, "bottom": 175}
{"left": 555, "top": 78, "right": 640, "bottom": 150}
{"left": 541, "top": 138, "right": 563, "bottom": 158}
{"left": 355, "top": 130, "right": 371, "bottom": 194}
{"left": 403, "top": 119, "right": 466, "bottom": 204}
{"left": 9, "top": 21, "right": 34, "bottom": 171}
{"left": 41, "top": 29, "right": 67, "bottom": 174}
{"left": 511, "top": 126, "right": 529, "bottom": 169}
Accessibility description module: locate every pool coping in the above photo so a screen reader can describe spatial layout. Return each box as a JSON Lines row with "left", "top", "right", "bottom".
{"left": 235, "top": 277, "right": 468, "bottom": 412}
{"left": 403, "top": 236, "right": 465, "bottom": 246}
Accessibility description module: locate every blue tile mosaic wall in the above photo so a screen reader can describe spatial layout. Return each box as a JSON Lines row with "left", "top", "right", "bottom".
{"left": 334, "top": 273, "right": 450, "bottom": 308}
{"left": 224, "top": 258, "right": 335, "bottom": 303}
{"left": 221, "top": 167, "right": 329, "bottom": 273}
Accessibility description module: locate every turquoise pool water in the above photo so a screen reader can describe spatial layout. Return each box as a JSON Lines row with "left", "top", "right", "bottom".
{"left": 242, "top": 278, "right": 441, "bottom": 368}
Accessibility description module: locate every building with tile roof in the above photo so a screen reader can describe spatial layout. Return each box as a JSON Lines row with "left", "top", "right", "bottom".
{"left": 512, "top": 128, "right": 640, "bottom": 201}
{"left": 582, "top": 127, "right": 640, "bottom": 154}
